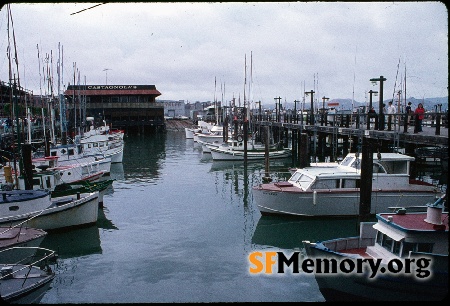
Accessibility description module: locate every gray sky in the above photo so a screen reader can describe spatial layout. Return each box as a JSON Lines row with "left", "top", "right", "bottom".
{"left": 0, "top": 2, "right": 448, "bottom": 107}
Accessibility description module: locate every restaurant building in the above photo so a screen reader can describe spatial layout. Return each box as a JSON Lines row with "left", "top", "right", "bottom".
{"left": 64, "top": 84, "right": 164, "bottom": 134}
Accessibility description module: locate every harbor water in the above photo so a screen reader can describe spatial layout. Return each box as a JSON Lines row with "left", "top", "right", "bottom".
{"left": 40, "top": 131, "right": 370, "bottom": 303}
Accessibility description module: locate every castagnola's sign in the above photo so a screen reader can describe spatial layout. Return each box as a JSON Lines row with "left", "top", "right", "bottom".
{"left": 66, "top": 85, "right": 157, "bottom": 90}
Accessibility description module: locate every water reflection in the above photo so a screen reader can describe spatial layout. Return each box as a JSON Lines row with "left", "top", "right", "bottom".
{"left": 252, "top": 215, "right": 361, "bottom": 249}
{"left": 122, "top": 134, "right": 166, "bottom": 182}
{"left": 40, "top": 225, "right": 102, "bottom": 259}
{"left": 97, "top": 206, "right": 118, "bottom": 230}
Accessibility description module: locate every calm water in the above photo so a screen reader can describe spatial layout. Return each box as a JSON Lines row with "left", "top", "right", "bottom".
{"left": 39, "top": 131, "right": 364, "bottom": 303}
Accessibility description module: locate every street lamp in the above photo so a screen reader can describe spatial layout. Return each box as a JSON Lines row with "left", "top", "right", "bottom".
{"left": 305, "top": 90, "right": 315, "bottom": 125}
{"left": 368, "top": 90, "right": 378, "bottom": 110}
{"left": 369, "top": 76, "right": 386, "bottom": 130}
{"left": 103, "top": 68, "right": 112, "bottom": 85}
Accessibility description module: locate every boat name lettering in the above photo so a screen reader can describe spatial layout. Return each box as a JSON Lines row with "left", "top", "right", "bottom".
{"left": 248, "top": 251, "right": 432, "bottom": 279}
{"left": 262, "top": 192, "right": 278, "bottom": 196}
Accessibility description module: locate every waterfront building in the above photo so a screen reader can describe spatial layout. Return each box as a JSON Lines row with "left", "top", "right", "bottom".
{"left": 64, "top": 84, "right": 164, "bottom": 134}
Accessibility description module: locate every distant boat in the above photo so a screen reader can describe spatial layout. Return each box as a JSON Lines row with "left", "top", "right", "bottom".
{"left": 208, "top": 141, "right": 291, "bottom": 161}
{"left": 0, "top": 246, "right": 57, "bottom": 304}
{"left": 253, "top": 152, "right": 442, "bottom": 217}
{"left": 302, "top": 195, "right": 448, "bottom": 301}
{"left": 185, "top": 120, "right": 214, "bottom": 139}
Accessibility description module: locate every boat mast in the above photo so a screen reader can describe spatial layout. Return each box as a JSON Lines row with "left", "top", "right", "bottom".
{"left": 37, "top": 44, "right": 47, "bottom": 148}
{"left": 58, "top": 42, "right": 67, "bottom": 144}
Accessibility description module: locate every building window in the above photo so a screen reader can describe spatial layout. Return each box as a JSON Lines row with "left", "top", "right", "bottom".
{"left": 129, "top": 96, "right": 137, "bottom": 103}
{"left": 111, "top": 96, "right": 119, "bottom": 103}
{"left": 120, "top": 96, "right": 128, "bottom": 103}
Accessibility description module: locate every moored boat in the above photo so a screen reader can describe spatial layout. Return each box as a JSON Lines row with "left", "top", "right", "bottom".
{"left": 207, "top": 138, "right": 291, "bottom": 161}
{"left": 0, "top": 191, "right": 99, "bottom": 231}
{"left": 0, "top": 246, "right": 57, "bottom": 303}
{"left": 252, "top": 152, "right": 442, "bottom": 217}
{"left": 302, "top": 195, "right": 448, "bottom": 301}
{"left": 0, "top": 226, "right": 47, "bottom": 263}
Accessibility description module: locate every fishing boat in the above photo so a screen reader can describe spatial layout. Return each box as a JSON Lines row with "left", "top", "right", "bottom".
{"left": 195, "top": 125, "right": 225, "bottom": 144}
{"left": 0, "top": 246, "right": 57, "bottom": 303}
{"left": 51, "top": 179, "right": 114, "bottom": 206}
{"left": 302, "top": 195, "right": 448, "bottom": 301}
{"left": 185, "top": 120, "right": 214, "bottom": 139}
{"left": 252, "top": 152, "right": 442, "bottom": 217}
{"left": 208, "top": 141, "right": 291, "bottom": 161}
{"left": 0, "top": 190, "right": 99, "bottom": 231}
{"left": 79, "top": 121, "right": 124, "bottom": 163}
{"left": 0, "top": 225, "right": 47, "bottom": 263}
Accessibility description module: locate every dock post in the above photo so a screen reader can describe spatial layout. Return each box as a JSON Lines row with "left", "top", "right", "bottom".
{"left": 359, "top": 137, "right": 373, "bottom": 223}
{"left": 22, "top": 144, "right": 34, "bottom": 190}
{"left": 435, "top": 113, "right": 441, "bottom": 135}
{"left": 299, "top": 133, "right": 309, "bottom": 168}
{"left": 263, "top": 125, "right": 271, "bottom": 182}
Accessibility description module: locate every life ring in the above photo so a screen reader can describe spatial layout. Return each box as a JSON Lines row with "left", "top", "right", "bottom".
{"left": 236, "top": 135, "right": 244, "bottom": 142}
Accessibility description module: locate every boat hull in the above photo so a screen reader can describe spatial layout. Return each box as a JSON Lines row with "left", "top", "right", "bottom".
{"left": 210, "top": 147, "right": 291, "bottom": 161}
{"left": 0, "top": 193, "right": 99, "bottom": 231}
{"left": 303, "top": 241, "right": 448, "bottom": 301}
{"left": 253, "top": 187, "right": 439, "bottom": 217}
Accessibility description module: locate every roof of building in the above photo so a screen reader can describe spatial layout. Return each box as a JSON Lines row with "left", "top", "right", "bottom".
{"left": 64, "top": 85, "right": 161, "bottom": 96}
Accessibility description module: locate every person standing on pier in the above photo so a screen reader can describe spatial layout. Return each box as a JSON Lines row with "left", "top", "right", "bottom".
{"left": 414, "top": 103, "right": 425, "bottom": 133}
{"left": 387, "top": 101, "right": 396, "bottom": 131}
{"left": 406, "top": 101, "right": 413, "bottom": 125}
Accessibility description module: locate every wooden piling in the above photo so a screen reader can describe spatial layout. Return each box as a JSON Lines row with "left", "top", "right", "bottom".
{"left": 359, "top": 138, "right": 374, "bottom": 223}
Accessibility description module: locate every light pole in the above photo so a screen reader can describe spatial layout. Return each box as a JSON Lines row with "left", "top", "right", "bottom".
{"left": 368, "top": 89, "right": 378, "bottom": 129}
{"left": 305, "top": 90, "right": 315, "bottom": 125}
{"left": 103, "top": 68, "right": 112, "bottom": 85}
{"left": 369, "top": 76, "right": 386, "bottom": 130}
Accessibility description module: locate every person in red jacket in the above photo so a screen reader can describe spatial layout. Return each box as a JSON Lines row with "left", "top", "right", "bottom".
{"left": 414, "top": 103, "right": 425, "bottom": 133}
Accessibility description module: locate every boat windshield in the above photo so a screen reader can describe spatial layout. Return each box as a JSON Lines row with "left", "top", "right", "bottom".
{"left": 340, "top": 156, "right": 360, "bottom": 170}
{"left": 340, "top": 156, "right": 354, "bottom": 167}
{"left": 289, "top": 172, "right": 313, "bottom": 190}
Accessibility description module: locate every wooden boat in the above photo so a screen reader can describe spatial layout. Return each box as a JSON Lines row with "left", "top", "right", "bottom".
{"left": 0, "top": 225, "right": 47, "bottom": 263}
{"left": 0, "top": 246, "right": 57, "bottom": 303}
{"left": 0, "top": 190, "right": 99, "bottom": 231}
{"left": 51, "top": 179, "right": 114, "bottom": 205}
{"left": 79, "top": 121, "right": 124, "bottom": 163}
{"left": 302, "top": 195, "right": 448, "bottom": 301}
{"left": 253, "top": 152, "right": 442, "bottom": 217}
{"left": 208, "top": 141, "right": 291, "bottom": 161}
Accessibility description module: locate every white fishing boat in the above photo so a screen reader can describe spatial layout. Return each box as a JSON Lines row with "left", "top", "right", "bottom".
{"left": 78, "top": 120, "right": 125, "bottom": 163}
{"left": 0, "top": 190, "right": 99, "bottom": 231}
{"left": 195, "top": 125, "right": 225, "bottom": 144}
{"left": 208, "top": 140, "right": 291, "bottom": 161}
{"left": 185, "top": 120, "right": 214, "bottom": 139}
{"left": 302, "top": 195, "right": 448, "bottom": 301}
{"left": 252, "top": 152, "right": 442, "bottom": 217}
{"left": 0, "top": 246, "right": 57, "bottom": 303}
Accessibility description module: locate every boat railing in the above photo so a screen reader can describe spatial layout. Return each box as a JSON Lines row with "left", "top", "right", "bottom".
{"left": 322, "top": 236, "right": 375, "bottom": 252}
{"left": 0, "top": 246, "right": 57, "bottom": 279}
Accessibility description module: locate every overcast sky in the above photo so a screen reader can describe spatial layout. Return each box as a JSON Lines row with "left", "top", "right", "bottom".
{"left": 0, "top": 2, "right": 448, "bottom": 107}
